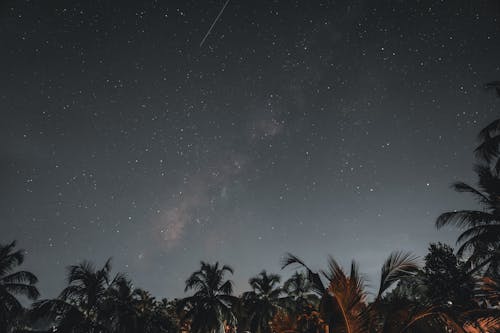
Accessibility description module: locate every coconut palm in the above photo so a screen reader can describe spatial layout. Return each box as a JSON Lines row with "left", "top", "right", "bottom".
{"left": 180, "top": 261, "right": 236, "bottom": 333}
{"left": 243, "top": 270, "right": 284, "bottom": 333}
{"left": 0, "top": 241, "right": 39, "bottom": 332}
{"left": 105, "top": 280, "right": 178, "bottom": 333}
{"left": 283, "top": 271, "right": 317, "bottom": 310}
{"left": 32, "top": 259, "right": 119, "bottom": 332}
{"left": 436, "top": 164, "right": 500, "bottom": 276}
{"left": 282, "top": 251, "right": 420, "bottom": 333}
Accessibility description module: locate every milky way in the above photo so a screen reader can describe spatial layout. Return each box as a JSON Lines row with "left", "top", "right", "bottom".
{"left": 1, "top": 0, "right": 500, "bottom": 299}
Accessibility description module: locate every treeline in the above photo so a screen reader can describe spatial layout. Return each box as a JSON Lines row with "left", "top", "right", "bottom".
{"left": 1, "top": 84, "right": 500, "bottom": 333}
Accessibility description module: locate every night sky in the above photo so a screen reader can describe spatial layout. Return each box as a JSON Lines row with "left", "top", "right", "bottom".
{"left": 1, "top": 0, "right": 500, "bottom": 300}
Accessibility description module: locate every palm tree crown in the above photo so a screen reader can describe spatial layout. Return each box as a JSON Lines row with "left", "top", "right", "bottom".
{"left": 32, "top": 258, "right": 118, "bottom": 332}
{"left": 0, "top": 241, "right": 39, "bottom": 331}
{"left": 181, "top": 261, "right": 236, "bottom": 333}
{"left": 243, "top": 270, "right": 284, "bottom": 333}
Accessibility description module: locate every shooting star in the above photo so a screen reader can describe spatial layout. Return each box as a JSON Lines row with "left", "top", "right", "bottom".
{"left": 200, "top": 0, "right": 231, "bottom": 47}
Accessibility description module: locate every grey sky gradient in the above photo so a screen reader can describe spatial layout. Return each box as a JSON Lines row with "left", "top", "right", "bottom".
{"left": 1, "top": 0, "right": 500, "bottom": 300}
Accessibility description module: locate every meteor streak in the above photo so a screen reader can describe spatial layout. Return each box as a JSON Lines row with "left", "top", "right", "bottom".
{"left": 200, "top": 0, "right": 231, "bottom": 47}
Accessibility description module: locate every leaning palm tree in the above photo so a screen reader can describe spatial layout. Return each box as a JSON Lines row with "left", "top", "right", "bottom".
{"left": 436, "top": 164, "right": 500, "bottom": 276}
{"left": 243, "top": 270, "right": 284, "bottom": 333}
{"left": 282, "top": 251, "right": 419, "bottom": 333}
{"left": 180, "top": 261, "right": 236, "bottom": 333}
{"left": 32, "top": 259, "right": 119, "bottom": 332}
{"left": 0, "top": 241, "right": 39, "bottom": 332}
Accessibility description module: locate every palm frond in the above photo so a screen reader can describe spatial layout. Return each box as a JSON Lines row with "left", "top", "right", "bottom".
{"left": 436, "top": 210, "right": 496, "bottom": 229}
{"left": 475, "top": 135, "right": 500, "bottom": 163}
{"left": 1, "top": 270, "right": 38, "bottom": 285}
{"left": 3, "top": 283, "right": 40, "bottom": 300}
{"left": 281, "top": 253, "right": 325, "bottom": 295}
{"left": 477, "top": 118, "right": 500, "bottom": 142}
{"left": 456, "top": 224, "right": 500, "bottom": 245}
{"left": 0, "top": 241, "right": 24, "bottom": 276}
{"left": 475, "top": 164, "right": 500, "bottom": 197}
{"left": 377, "top": 251, "right": 419, "bottom": 298}
{"left": 452, "top": 182, "right": 492, "bottom": 206}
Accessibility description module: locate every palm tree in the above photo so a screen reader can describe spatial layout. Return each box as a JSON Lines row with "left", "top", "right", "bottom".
{"left": 436, "top": 164, "right": 500, "bottom": 276}
{"left": 282, "top": 251, "right": 420, "bottom": 333}
{"left": 105, "top": 276, "right": 138, "bottom": 333}
{"left": 283, "top": 271, "right": 317, "bottom": 311}
{"left": 379, "top": 249, "right": 500, "bottom": 333}
{"left": 32, "top": 259, "right": 119, "bottom": 332}
{"left": 105, "top": 280, "right": 178, "bottom": 333}
{"left": 242, "top": 270, "right": 284, "bottom": 333}
{"left": 0, "top": 241, "right": 40, "bottom": 332}
{"left": 180, "top": 261, "right": 236, "bottom": 333}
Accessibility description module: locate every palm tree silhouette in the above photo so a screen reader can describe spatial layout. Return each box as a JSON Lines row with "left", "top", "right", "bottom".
{"left": 436, "top": 164, "right": 500, "bottom": 276}
{"left": 242, "top": 270, "right": 284, "bottom": 333}
{"left": 180, "top": 261, "right": 236, "bottom": 333}
{"left": 0, "top": 241, "right": 40, "bottom": 332}
{"left": 283, "top": 271, "right": 316, "bottom": 307}
{"left": 32, "top": 258, "right": 120, "bottom": 332}
{"left": 105, "top": 279, "right": 178, "bottom": 333}
{"left": 105, "top": 276, "right": 139, "bottom": 333}
{"left": 282, "top": 251, "right": 419, "bottom": 333}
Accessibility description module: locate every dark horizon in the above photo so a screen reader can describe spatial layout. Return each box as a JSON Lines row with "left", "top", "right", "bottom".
{"left": 1, "top": 0, "right": 500, "bottom": 302}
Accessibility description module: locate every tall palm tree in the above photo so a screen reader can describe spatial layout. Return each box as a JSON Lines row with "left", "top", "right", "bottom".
{"left": 436, "top": 164, "right": 500, "bottom": 276}
{"left": 282, "top": 251, "right": 419, "bottom": 333}
{"left": 243, "top": 270, "right": 284, "bottom": 333}
{"left": 180, "top": 261, "right": 236, "bottom": 333}
{"left": 0, "top": 241, "right": 39, "bottom": 332}
{"left": 32, "top": 259, "right": 119, "bottom": 332}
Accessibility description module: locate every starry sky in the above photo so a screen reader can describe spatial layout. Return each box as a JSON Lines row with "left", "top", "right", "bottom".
{"left": 1, "top": 0, "right": 500, "bottom": 300}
